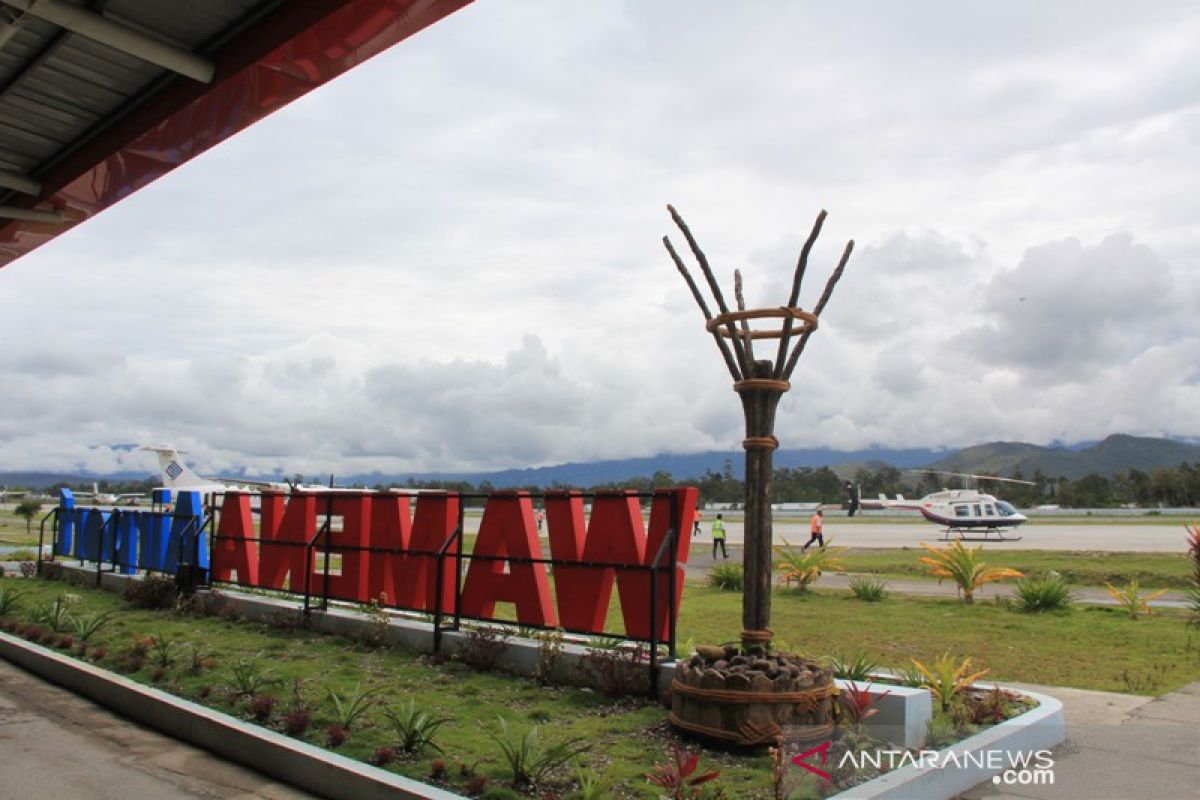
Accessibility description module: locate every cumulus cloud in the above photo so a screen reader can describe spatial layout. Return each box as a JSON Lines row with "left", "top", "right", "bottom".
{"left": 1, "top": 1, "right": 1198, "bottom": 475}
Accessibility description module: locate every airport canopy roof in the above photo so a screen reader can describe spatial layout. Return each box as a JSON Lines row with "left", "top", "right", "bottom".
{"left": 0, "top": 0, "right": 471, "bottom": 269}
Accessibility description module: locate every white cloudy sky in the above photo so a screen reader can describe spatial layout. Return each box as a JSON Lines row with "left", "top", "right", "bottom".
{"left": 2, "top": 0, "right": 1199, "bottom": 477}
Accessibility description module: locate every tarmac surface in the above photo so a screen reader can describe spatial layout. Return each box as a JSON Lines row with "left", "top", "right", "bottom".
{"left": 0, "top": 658, "right": 313, "bottom": 800}
{"left": 682, "top": 518, "right": 1192, "bottom": 552}
{"left": 961, "top": 681, "right": 1200, "bottom": 800}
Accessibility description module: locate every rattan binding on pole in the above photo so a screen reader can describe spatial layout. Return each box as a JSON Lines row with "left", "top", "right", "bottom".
{"left": 742, "top": 436, "right": 779, "bottom": 451}
{"left": 707, "top": 307, "right": 818, "bottom": 339}
{"left": 733, "top": 378, "right": 790, "bottom": 393}
{"left": 668, "top": 713, "right": 835, "bottom": 746}
{"left": 740, "top": 628, "right": 775, "bottom": 644}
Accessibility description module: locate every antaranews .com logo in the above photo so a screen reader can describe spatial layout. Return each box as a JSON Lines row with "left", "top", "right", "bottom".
{"left": 791, "top": 741, "right": 1055, "bottom": 786}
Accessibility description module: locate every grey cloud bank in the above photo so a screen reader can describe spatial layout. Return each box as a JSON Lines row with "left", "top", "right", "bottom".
{"left": 0, "top": 1, "right": 1197, "bottom": 477}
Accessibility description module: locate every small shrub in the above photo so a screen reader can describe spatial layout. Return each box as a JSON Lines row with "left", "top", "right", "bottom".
{"left": 838, "top": 681, "right": 890, "bottom": 729}
{"left": 91, "top": 644, "right": 107, "bottom": 661}
{"left": 372, "top": 745, "right": 396, "bottom": 766}
{"left": 152, "top": 665, "right": 168, "bottom": 683}
{"left": 918, "top": 541, "right": 1023, "bottom": 604}
{"left": 573, "top": 645, "right": 650, "bottom": 696}
{"left": 533, "top": 627, "right": 565, "bottom": 685}
{"left": 912, "top": 652, "right": 989, "bottom": 712}
{"left": 226, "top": 657, "right": 280, "bottom": 699}
{"left": 573, "top": 766, "right": 612, "bottom": 800}
{"left": 250, "top": 693, "right": 277, "bottom": 723}
{"left": 830, "top": 651, "right": 880, "bottom": 682}
{"left": 324, "top": 683, "right": 382, "bottom": 730}
{"left": 1015, "top": 574, "right": 1074, "bottom": 612}
{"left": 457, "top": 626, "right": 511, "bottom": 672}
{"left": 0, "top": 585, "right": 26, "bottom": 616}
{"left": 19, "top": 562, "right": 36, "bottom": 578}
{"left": 707, "top": 563, "right": 744, "bottom": 591}
{"left": 124, "top": 574, "right": 177, "bottom": 609}
{"left": 150, "top": 632, "right": 176, "bottom": 667}
{"left": 486, "top": 715, "right": 588, "bottom": 787}
{"left": 430, "top": 758, "right": 447, "bottom": 780}
{"left": 384, "top": 698, "right": 449, "bottom": 755}
{"left": 645, "top": 744, "right": 721, "bottom": 800}
{"left": 326, "top": 723, "right": 347, "bottom": 747}
{"left": 848, "top": 575, "right": 888, "bottom": 602}
{"left": 1104, "top": 580, "right": 1168, "bottom": 619}
{"left": 283, "top": 707, "right": 311, "bottom": 736}
{"left": 32, "top": 594, "right": 75, "bottom": 632}
{"left": 465, "top": 774, "right": 488, "bottom": 795}
{"left": 71, "top": 611, "right": 115, "bottom": 643}
{"left": 776, "top": 538, "right": 847, "bottom": 591}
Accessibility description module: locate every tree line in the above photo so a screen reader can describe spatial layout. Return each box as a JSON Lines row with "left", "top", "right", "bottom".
{"left": 21, "top": 460, "right": 1200, "bottom": 509}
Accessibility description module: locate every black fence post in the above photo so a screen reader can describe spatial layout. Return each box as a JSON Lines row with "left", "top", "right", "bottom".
{"left": 668, "top": 490, "right": 679, "bottom": 662}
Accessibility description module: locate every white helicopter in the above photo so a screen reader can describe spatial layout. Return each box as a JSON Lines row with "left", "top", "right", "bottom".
{"left": 856, "top": 470, "right": 1033, "bottom": 542}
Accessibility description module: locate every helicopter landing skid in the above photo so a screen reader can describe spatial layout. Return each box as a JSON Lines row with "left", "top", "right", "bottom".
{"left": 940, "top": 528, "right": 1023, "bottom": 543}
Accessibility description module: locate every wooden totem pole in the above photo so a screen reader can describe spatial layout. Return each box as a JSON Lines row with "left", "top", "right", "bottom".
{"left": 663, "top": 205, "right": 853, "bottom": 654}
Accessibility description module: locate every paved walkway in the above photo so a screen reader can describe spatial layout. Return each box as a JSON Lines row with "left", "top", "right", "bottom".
{"left": 0, "top": 659, "right": 313, "bottom": 800}
{"left": 962, "top": 681, "right": 1200, "bottom": 800}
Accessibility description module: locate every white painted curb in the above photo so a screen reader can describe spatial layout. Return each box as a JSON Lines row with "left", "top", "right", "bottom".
{"left": 830, "top": 688, "right": 1066, "bottom": 799}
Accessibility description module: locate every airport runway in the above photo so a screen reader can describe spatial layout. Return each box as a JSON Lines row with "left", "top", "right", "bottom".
{"left": 457, "top": 515, "right": 1193, "bottom": 553}
{"left": 704, "top": 519, "right": 1191, "bottom": 552}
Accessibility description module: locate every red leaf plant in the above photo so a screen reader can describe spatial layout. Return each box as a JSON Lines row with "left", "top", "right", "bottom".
{"left": 646, "top": 744, "right": 721, "bottom": 799}
{"left": 839, "top": 681, "right": 890, "bottom": 728}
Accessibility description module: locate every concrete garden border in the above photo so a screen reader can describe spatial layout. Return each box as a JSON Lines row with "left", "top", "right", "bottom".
{"left": 828, "top": 687, "right": 1065, "bottom": 799}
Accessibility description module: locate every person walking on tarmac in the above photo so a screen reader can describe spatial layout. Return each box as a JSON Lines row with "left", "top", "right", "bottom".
{"left": 692, "top": 507, "right": 703, "bottom": 538}
{"left": 711, "top": 513, "right": 728, "bottom": 559}
{"left": 801, "top": 508, "right": 825, "bottom": 551}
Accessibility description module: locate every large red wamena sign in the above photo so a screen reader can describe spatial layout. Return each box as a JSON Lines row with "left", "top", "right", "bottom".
{"left": 211, "top": 487, "right": 697, "bottom": 640}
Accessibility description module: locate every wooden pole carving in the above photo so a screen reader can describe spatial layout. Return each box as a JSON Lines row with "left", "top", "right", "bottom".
{"left": 663, "top": 205, "right": 854, "bottom": 653}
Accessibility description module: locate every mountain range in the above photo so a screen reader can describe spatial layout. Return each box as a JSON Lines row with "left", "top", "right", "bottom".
{"left": 3, "top": 434, "right": 1197, "bottom": 490}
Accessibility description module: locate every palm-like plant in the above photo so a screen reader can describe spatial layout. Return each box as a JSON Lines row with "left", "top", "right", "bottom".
{"left": 776, "top": 538, "right": 847, "bottom": 591}
{"left": 487, "top": 716, "right": 588, "bottom": 787}
{"left": 918, "top": 541, "right": 1023, "bottom": 604}
{"left": 1104, "top": 580, "right": 1168, "bottom": 619}
{"left": 383, "top": 699, "right": 450, "bottom": 754}
{"left": 325, "top": 683, "right": 383, "bottom": 731}
{"left": 912, "top": 652, "right": 989, "bottom": 712}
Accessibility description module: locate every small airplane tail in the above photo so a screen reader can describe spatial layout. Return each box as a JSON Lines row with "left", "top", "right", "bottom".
{"left": 140, "top": 445, "right": 210, "bottom": 490}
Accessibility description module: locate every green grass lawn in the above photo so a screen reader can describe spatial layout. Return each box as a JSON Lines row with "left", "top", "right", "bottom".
{"left": 835, "top": 549, "right": 1194, "bottom": 589}
{"left": 678, "top": 584, "right": 1199, "bottom": 695}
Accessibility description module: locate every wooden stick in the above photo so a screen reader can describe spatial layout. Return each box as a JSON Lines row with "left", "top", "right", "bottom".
{"left": 782, "top": 239, "right": 854, "bottom": 378}
{"left": 734, "top": 268, "right": 756, "bottom": 364}
{"left": 773, "top": 210, "right": 827, "bottom": 378}
{"left": 663, "top": 235, "right": 742, "bottom": 380}
{"left": 668, "top": 205, "right": 751, "bottom": 376}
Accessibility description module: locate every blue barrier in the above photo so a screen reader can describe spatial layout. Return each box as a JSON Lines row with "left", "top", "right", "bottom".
{"left": 56, "top": 489, "right": 205, "bottom": 573}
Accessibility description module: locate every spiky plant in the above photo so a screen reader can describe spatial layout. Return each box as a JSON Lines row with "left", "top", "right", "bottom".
{"left": 918, "top": 540, "right": 1023, "bottom": 604}
{"left": 775, "top": 538, "right": 847, "bottom": 591}
{"left": 1104, "top": 580, "right": 1169, "bottom": 620}
{"left": 912, "top": 652, "right": 990, "bottom": 712}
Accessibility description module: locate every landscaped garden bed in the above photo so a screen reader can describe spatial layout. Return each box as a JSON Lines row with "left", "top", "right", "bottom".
{"left": 1, "top": 571, "right": 1079, "bottom": 799}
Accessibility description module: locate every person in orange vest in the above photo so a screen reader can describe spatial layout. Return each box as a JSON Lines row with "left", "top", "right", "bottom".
{"left": 692, "top": 508, "right": 702, "bottom": 538}
{"left": 801, "top": 508, "right": 825, "bottom": 551}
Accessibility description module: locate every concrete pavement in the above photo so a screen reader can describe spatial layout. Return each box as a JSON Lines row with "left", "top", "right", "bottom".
{"left": 0, "top": 658, "right": 313, "bottom": 800}
{"left": 961, "top": 681, "right": 1200, "bottom": 800}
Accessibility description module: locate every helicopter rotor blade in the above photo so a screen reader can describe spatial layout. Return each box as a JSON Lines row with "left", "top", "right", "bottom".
{"left": 908, "top": 468, "right": 1035, "bottom": 486}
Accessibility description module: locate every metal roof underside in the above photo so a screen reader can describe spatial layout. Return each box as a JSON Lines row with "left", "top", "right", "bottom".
{"left": 0, "top": 0, "right": 472, "bottom": 268}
